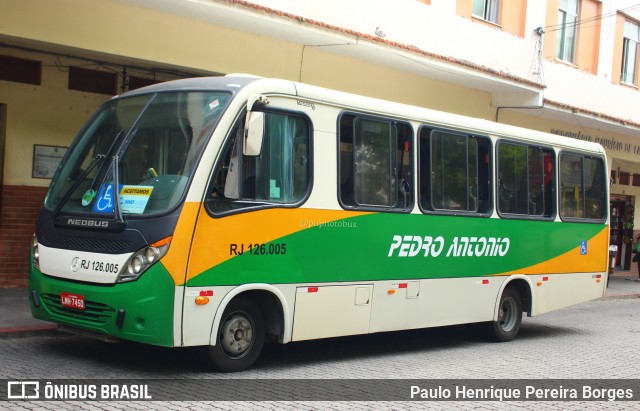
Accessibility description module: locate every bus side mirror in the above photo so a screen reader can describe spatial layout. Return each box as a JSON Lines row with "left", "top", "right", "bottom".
{"left": 243, "top": 111, "right": 264, "bottom": 156}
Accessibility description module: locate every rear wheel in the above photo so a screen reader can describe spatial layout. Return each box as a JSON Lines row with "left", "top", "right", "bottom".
{"left": 207, "top": 297, "right": 265, "bottom": 372}
{"left": 482, "top": 287, "right": 522, "bottom": 342}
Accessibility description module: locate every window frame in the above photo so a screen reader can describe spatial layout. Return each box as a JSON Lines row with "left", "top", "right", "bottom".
{"left": 558, "top": 150, "right": 607, "bottom": 223}
{"left": 496, "top": 140, "right": 556, "bottom": 221}
{"left": 472, "top": 0, "right": 501, "bottom": 25}
{"left": 621, "top": 20, "right": 640, "bottom": 85}
{"left": 337, "top": 111, "right": 414, "bottom": 213}
{"left": 205, "top": 107, "right": 314, "bottom": 218}
{"left": 418, "top": 125, "right": 493, "bottom": 217}
{"left": 556, "top": 0, "right": 579, "bottom": 63}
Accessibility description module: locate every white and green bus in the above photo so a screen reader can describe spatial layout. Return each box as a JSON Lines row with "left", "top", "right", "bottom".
{"left": 29, "top": 75, "right": 609, "bottom": 372}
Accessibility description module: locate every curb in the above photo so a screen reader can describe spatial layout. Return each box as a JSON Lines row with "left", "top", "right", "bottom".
{"left": 602, "top": 293, "right": 640, "bottom": 301}
{"left": 0, "top": 324, "right": 59, "bottom": 339}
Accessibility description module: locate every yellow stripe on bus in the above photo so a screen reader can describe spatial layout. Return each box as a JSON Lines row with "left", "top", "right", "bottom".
{"left": 497, "top": 226, "right": 609, "bottom": 276}
{"left": 185, "top": 206, "right": 370, "bottom": 283}
{"left": 161, "top": 202, "right": 201, "bottom": 285}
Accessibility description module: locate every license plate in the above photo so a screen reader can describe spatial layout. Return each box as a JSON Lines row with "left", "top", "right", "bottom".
{"left": 60, "top": 292, "right": 85, "bottom": 310}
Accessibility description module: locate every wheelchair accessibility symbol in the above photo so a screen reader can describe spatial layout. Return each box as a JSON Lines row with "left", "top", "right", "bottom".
{"left": 580, "top": 240, "right": 587, "bottom": 255}
{"left": 92, "top": 183, "right": 122, "bottom": 213}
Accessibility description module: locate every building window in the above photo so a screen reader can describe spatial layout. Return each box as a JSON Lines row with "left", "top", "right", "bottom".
{"left": 68, "top": 67, "right": 117, "bottom": 95}
{"left": 473, "top": 0, "right": 500, "bottom": 24}
{"left": 0, "top": 55, "right": 41, "bottom": 85}
{"left": 128, "top": 76, "right": 161, "bottom": 91}
{"left": 622, "top": 20, "right": 639, "bottom": 85}
{"left": 556, "top": 0, "right": 579, "bottom": 63}
{"left": 339, "top": 114, "right": 413, "bottom": 211}
{"left": 619, "top": 171, "right": 630, "bottom": 185}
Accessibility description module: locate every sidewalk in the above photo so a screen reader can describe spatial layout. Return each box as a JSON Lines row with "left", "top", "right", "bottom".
{"left": 605, "top": 269, "right": 640, "bottom": 298}
{"left": 0, "top": 287, "right": 58, "bottom": 338}
{"left": 1, "top": 273, "right": 639, "bottom": 339}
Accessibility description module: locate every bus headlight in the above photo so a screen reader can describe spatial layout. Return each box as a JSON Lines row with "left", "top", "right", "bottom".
{"left": 116, "top": 236, "right": 172, "bottom": 283}
{"left": 31, "top": 235, "right": 40, "bottom": 270}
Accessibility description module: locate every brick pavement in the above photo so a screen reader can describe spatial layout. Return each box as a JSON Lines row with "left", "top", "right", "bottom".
{"left": 0, "top": 297, "right": 639, "bottom": 409}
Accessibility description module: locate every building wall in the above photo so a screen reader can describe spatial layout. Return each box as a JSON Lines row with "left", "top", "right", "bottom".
{"left": 611, "top": 14, "right": 627, "bottom": 85}
{"left": 240, "top": 0, "right": 640, "bottom": 125}
{"left": 0, "top": 50, "right": 113, "bottom": 287}
{"left": 0, "top": 185, "right": 48, "bottom": 287}
{"left": 1, "top": 0, "right": 640, "bottom": 286}
{"left": 0, "top": 50, "right": 110, "bottom": 187}
{"left": 455, "top": 0, "right": 528, "bottom": 37}
{"left": 1, "top": 0, "right": 500, "bottom": 191}
{"left": 0, "top": 0, "right": 499, "bottom": 287}
{"left": 575, "top": 0, "right": 602, "bottom": 75}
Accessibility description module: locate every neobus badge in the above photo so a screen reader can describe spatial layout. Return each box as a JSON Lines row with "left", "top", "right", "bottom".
{"left": 66, "top": 218, "right": 109, "bottom": 228}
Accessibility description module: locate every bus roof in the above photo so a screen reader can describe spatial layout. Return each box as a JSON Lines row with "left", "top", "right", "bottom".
{"left": 118, "top": 75, "right": 606, "bottom": 156}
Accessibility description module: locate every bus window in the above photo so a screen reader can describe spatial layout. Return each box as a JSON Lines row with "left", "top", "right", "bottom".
{"left": 419, "top": 127, "right": 491, "bottom": 215}
{"left": 207, "top": 111, "right": 311, "bottom": 215}
{"left": 560, "top": 153, "right": 606, "bottom": 220}
{"left": 497, "top": 142, "right": 554, "bottom": 218}
{"left": 338, "top": 114, "right": 413, "bottom": 211}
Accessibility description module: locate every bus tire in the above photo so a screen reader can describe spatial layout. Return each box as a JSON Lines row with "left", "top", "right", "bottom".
{"left": 482, "top": 287, "right": 522, "bottom": 342}
{"left": 207, "top": 297, "right": 265, "bottom": 372}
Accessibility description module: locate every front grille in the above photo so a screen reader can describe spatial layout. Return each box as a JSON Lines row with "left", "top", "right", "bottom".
{"left": 40, "top": 293, "right": 115, "bottom": 325}
{"left": 40, "top": 234, "right": 132, "bottom": 253}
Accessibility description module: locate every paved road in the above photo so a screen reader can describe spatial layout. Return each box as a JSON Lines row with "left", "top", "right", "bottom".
{"left": 1, "top": 298, "right": 639, "bottom": 410}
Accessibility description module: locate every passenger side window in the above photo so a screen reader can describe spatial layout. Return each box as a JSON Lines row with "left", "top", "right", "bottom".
{"left": 419, "top": 128, "right": 491, "bottom": 214}
{"left": 338, "top": 114, "right": 413, "bottom": 211}
{"left": 560, "top": 153, "right": 606, "bottom": 220}
{"left": 207, "top": 111, "right": 311, "bottom": 215}
{"left": 497, "top": 142, "right": 554, "bottom": 218}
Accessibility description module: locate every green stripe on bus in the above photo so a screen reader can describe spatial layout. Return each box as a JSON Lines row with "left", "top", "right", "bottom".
{"left": 186, "top": 213, "right": 605, "bottom": 287}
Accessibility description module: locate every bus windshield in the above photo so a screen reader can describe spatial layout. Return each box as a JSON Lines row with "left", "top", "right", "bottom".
{"left": 44, "top": 91, "right": 230, "bottom": 217}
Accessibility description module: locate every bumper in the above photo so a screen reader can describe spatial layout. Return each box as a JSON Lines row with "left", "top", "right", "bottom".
{"left": 28, "top": 262, "right": 176, "bottom": 347}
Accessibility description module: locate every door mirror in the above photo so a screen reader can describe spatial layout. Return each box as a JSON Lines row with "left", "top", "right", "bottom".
{"left": 243, "top": 111, "right": 264, "bottom": 156}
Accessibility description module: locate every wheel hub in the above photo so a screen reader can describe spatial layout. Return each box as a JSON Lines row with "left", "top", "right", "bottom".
{"left": 499, "top": 297, "right": 516, "bottom": 331}
{"left": 220, "top": 313, "right": 254, "bottom": 357}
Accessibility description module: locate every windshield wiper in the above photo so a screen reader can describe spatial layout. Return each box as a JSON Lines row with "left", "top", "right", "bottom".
{"left": 111, "top": 154, "right": 124, "bottom": 224}
{"left": 51, "top": 130, "right": 124, "bottom": 219}
{"left": 51, "top": 153, "right": 107, "bottom": 219}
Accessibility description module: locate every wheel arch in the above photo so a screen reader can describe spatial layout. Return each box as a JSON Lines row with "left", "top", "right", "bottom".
{"left": 493, "top": 275, "right": 533, "bottom": 320}
{"left": 209, "top": 284, "right": 290, "bottom": 346}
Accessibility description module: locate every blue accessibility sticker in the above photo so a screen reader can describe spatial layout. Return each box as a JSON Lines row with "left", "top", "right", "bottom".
{"left": 92, "top": 183, "right": 122, "bottom": 213}
{"left": 580, "top": 240, "right": 587, "bottom": 255}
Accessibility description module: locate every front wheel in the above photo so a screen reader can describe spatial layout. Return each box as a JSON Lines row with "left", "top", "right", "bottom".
{"left": 206, "top": 297, "right": 265, "bottom": 372}
{"left": 481, "top": 287, "right": 522, "bottom": 342}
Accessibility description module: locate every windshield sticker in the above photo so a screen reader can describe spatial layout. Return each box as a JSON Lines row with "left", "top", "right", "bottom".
{"left": 92, "top": 183, "right": 123, "bottom": 213}
{"left": 81, "top": 189, "right": 97, "bottom": 207}
{"left": 119, "top": 186, "right": 154, "bottom": 214}
{"left": 208, "top": 98, "right": 220, "bottom": 110}
{"left": 269, "top": 179, "right": 281, "bottom": 199}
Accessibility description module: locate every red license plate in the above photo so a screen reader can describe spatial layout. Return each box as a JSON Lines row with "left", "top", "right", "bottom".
{"left": 60, "top": 292, "right": 85, "bottom": 310}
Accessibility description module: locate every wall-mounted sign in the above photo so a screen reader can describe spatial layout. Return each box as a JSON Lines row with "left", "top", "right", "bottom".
{"left": 32, "top": 145, "right": 67, "bottom": 179}
{"left": 551, "top": 129, "right": 640, "bottom": 155}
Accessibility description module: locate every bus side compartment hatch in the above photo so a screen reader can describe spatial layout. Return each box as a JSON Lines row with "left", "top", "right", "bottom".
{"left": 291, "top": 284, "right": 372, "bottom": 341}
